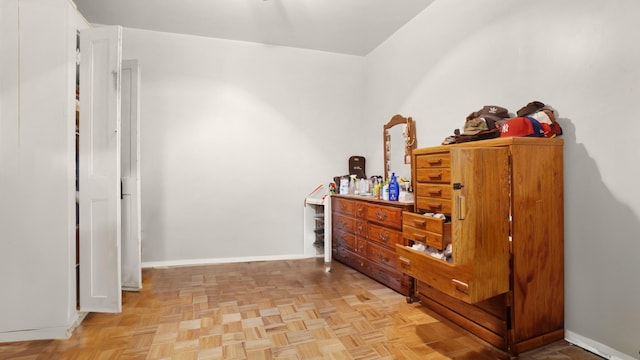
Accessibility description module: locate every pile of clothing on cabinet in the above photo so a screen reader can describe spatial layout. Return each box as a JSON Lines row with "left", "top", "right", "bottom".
{"left": 442, "top": 101, "right": 563, "bottom": 145}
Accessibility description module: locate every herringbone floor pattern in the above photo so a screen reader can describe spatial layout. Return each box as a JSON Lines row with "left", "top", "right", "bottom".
{"left": 0, "top": 258, "right": 602, "bottom": 359}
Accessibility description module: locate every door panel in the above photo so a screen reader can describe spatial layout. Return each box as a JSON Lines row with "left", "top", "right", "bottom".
{"left": 120, "top": 59, "right": 142, "bottom": 291}
{"left": 79, "top": 25, "right": 122, "bottom": 313}
{"left": 451, "top": 147, "right": 510, "bottom": 302}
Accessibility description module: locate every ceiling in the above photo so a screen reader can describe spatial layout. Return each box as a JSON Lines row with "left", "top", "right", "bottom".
{"left": 72, "top": 0, "right": 435, "bottom": 56}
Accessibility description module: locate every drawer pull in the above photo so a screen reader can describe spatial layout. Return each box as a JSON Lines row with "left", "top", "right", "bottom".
{"left": 428, "top": 158, "right": 443, "bottom": 165}
{"left": 340, "top": 204, "right": 347, "bottom": 210}
{"left": 457, "top": 195, "right": 466, "bottom": 220}
{"left": 412, "top": 219, "right": 427, "bottom": 226}
{"left": 357, "top": 206, "right": 365, "bottom": 214}
{"left": 398, "top": 256, "right": 411, "bottom": 265}
{"left": 428, "top": 172, "right": 443, "bottom": 180}
{"left": 427, "top": 203, "right": 443, "bottom": 210}
{"left": 357, "top": 224, "right": 364, "bottom": 232}
{"left": 452, "top": 279, "right": 469, "bottom": 294}
{"left": 375, "top": 211, "right": 388, "bottom": 221}
{"left": 378, "top": 233, "right": 390, "bottom": 242}
{"left": 428, "top": 188, "right": 442, "bottom": 196}
{"left": 413, "top": 233, "right": 426, "bottom": 242}
{"left": 377, "top": 253, "right": 390, "bottom": 263}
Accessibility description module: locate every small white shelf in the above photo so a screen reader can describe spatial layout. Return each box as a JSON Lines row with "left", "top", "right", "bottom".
{"left": 304, "top": 184, "right": 332, "bottom": 272}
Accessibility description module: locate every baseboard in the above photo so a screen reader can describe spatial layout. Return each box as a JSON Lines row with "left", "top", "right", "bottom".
{"left": 565, "top": 330, "right": 637, "bottom": 360}
{"left": 141, "top": 253, "right": 317, "bottom": 268}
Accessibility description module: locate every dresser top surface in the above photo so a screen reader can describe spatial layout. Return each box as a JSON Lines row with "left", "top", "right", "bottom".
{"left": 413, "top": 137, "right": 564, "bottom": 155}
{"left": 332, "top": 194, "right": 414, "bottom": 208}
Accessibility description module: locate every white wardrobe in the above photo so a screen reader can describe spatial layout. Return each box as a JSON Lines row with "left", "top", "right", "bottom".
{"left": 0, "top": 0, "right": 140, "bottom": 342}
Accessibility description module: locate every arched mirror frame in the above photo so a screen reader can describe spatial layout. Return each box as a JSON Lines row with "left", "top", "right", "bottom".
{"left": 383, "top": 114, "right": 417, "bottom": 181}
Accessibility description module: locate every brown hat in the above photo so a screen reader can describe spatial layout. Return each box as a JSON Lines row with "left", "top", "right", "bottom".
{"left": 466, "top": 105, "right": 510, "bottom": 122}
{"left": 462, "top": 118, "right": 489, "bottom": 135}
{"left": 517, "top": 101, "right": 546, "bottom": 117}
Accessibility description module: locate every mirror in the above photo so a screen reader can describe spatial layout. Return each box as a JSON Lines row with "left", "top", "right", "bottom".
{"left": 383, "top": 114, "right": 416, "bottom": 182}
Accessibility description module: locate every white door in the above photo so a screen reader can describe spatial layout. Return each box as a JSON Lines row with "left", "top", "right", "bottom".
{"left": 121, "top": 59, "right": 142, "bottom": 291}
{"left": 79, "top": 25, "right": 123, "bottom": 313}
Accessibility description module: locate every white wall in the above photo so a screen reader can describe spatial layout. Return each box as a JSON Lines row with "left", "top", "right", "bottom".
{"left": 122, "top": 28, "right": 365, "bottom": 265}
{"left": 365, "top": 0, "right": 640, "bottom": 359}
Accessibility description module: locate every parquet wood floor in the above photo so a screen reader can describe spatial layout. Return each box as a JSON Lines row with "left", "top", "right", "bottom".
{"left": 0, "top": 258, "right": 602, "bottom": 360}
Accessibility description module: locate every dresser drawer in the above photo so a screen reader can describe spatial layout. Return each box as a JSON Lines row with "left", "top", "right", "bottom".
{"left": 369, "top": 261, "right": 406, "bottom": 294}
{"left": 368, "top": 241, "right": 398, "bottom": 269}
{"left": 403, "top": 212, "right": 447, "bottom": 233}
{"left": 403, "top": 212, "right": 452, "bottom": 250}
{"left": 368, "top": 223, "right": 404, "bottom": 248}
{"left": 366, "top": 204, "right": 403, "bottom": 229}
{"left": 355, "top": 219, "right": 367, "bottom": 237}
{"left": 396, "top": 244, "right": 465, "bottom": 301}
{"left": 416, "top": 197, "right": 452, "bottom": 215}
{"left": 354, "top": 201, "right": 368, "bottom": 219}
{"left": 403, "top": 225, "right": 451, "bottom": 250}
{"left": 416, "top": 183, "right": 452, "bottom": 200}
{"left": 333, "top": 213, "right": 355, "bottom": 233}
{"left": 416, "top": 153, "right": 451, "bottom": 169}
{"left": 333, "top": 247, "right": 368, "bottom": 272}
{"left": 396, "top": 244, "right": 508, "bottom": 304}
{"left": 416, "top": 168, "right": 451, "bottom": 183}
{"left": 333, "top": 228, "right": 356, "bottom": 251}
{"left": 333, "top": 197, "right": 355, "bottom": 216}
{"left": 355, "top": 237, "right": 368, "bottom": 256}
{"left": 414, "top": 281, "right": 508, "bottom": 337}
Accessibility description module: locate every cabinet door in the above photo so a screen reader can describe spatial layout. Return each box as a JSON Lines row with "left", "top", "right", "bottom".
{"left": 79, "top": 25, "right": 123, "bottom": 313}
{"left": 450, "top": 147, "right": 510, "bottom": 302}
{"left": 120, "top": 59, "right": 142, "bottom": 291}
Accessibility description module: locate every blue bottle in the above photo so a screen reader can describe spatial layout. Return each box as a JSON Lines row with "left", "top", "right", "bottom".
{"left": 389, "top": 172, "right": 399, "bottom": 201}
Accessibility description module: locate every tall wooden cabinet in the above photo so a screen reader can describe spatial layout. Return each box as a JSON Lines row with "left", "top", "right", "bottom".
{"left": 332, "top": 195, "right": 413, "bottom": 295}
{"left": 396, "top": 137, "right": 564, "bottom": 355}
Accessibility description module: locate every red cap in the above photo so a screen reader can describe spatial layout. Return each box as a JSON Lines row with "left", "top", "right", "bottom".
{"left": 500, "top": 117, "right": 533, "bottom": 137}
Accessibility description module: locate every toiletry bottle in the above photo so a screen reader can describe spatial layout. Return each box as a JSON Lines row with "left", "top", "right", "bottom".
{"left": 373, "top": 178, "right": 380, "bottom": 199}
{"left": 382, "top": 178, "right": 389, "bottom": 201}
{"left": 339, "top": 177, "right": 349, "bottom": 194}
{"left": 389, "top": 172, "right": 399, "bottom": 201}
{"left": 349, "top": 175, "right": 356, "bottom": 194}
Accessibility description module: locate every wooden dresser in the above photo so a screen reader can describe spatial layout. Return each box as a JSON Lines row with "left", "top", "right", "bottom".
{"left": 396, "top": 137, "right": 564, "bottom": 355}
{"left": 331, "top": 195, "right": 413, "bottom": 295}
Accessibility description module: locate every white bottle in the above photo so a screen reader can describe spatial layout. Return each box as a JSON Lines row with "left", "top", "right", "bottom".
{"left": 382, "top": 183, "right": 389, "bottom": 201}
{"left": 339, "top": 177, "right": 349, "bottom": 194}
